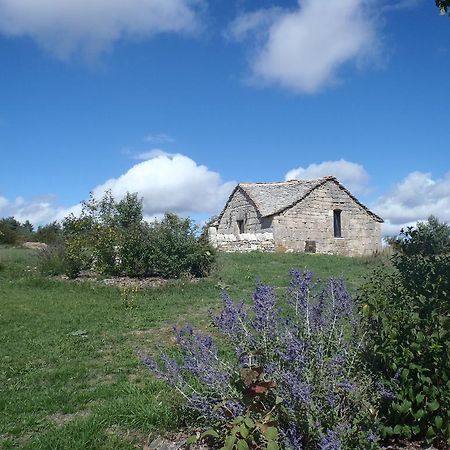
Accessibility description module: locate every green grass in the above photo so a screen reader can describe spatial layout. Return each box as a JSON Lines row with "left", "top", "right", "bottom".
{"left": 0, "top": 247, "right": 385, "bottom": 449}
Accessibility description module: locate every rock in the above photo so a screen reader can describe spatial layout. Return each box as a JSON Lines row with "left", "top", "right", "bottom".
{"left": 22, "top": 242, "right": 48, "bottom": 250}
{"left": 147, "top": 437, "right": 184, "bottom": 450}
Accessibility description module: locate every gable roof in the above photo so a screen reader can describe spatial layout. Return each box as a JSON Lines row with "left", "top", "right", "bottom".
{"left": 218, "top": 176, "right": 383, "bottom": 223}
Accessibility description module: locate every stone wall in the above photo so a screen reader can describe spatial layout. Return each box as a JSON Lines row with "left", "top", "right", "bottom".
{"left": 217, "top": 187, "right": 272, "bottom": 234}
{"left": 272, "top": 180, "right": 382, "bottom": 256}
{"left": 209, "top": 227, "right": 274, "bottom": 252}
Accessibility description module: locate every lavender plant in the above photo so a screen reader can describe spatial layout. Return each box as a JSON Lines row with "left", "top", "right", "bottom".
{"left": 144, "top": 271, "right": 382, "bottom": 449}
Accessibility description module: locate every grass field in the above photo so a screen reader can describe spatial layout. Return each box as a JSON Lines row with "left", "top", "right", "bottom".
{"left": 0, "top": 247, "right": 384, "bottom": 449}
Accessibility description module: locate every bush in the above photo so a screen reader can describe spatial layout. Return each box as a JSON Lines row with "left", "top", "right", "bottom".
{"left": 62, "top": 213, "right": 95, "bottom": 278}
{"left": 148, "top": 213, "right": 215, "bottom": 279}
{"left": 59, "top": 191, "right": 215, "bottom": 279}
{"left": 360, "top": 217, "right": 450, "bottom": 447}
{"left": 144, "top": 271, "right": 382, "bottom": 449}
{"left": 38, "top": 243, "right": 67, "bottom": 276}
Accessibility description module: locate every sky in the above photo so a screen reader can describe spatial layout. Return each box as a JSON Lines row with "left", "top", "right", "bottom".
{"left": 0, "top": 0, "right": 449, "bottom": 236}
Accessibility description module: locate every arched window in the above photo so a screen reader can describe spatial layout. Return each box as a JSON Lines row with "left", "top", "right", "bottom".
{"left": 333, "top": 209, "right": 342, "bottom": 238}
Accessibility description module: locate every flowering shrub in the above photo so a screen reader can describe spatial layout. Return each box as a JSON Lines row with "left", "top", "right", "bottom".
{"left": 144, "top": 271, "right": 381, "bottom": 449}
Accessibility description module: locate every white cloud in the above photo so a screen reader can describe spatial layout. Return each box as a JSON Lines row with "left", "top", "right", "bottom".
{"left": 285, "top": 159, "right": 370, "bottom": 194}
{"left": 228, "top": 0, "right": 378, "bottom": 93}
{"left": 381, "top": 0, "right": 423, "bottom": 12}
{"left": 133, "top": 148, "right": 175, "bottom": 160}
{"left": 0, "top": 196, "right": 9, "bottom": 210}
{"left": 0, "top": 0, "right": 203, "bottom": 60}
{"left": 144, "top": 133, "right": 175, "bottom": 144}
{"left": 0, "top": 155, "right": 234, "bottom": 225}
{"left": 0, "top": 153, "right": 234, "bottom": 226}
{"left": 226, "top": 7, "right": 282, "bottom": 41}
{"left": 92, "top": 153, "right": 235, "bottom": 216}
{"left": 0, "top": 195, "right": 69, "bottom": 226}
{"left": 372, "top": 171, "right": 450, "bottom": 236}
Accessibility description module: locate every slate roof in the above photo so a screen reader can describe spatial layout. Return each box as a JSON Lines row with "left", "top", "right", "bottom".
{"left": 218, "top": 176, "right": 383, "bottom": 222}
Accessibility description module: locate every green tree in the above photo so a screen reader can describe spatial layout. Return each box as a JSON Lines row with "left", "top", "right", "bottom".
{"left": 436, "top": 0, "right": 450, "bottom": 16}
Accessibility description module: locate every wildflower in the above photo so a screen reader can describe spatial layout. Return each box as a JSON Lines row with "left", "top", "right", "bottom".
{"left": 319, "top": 429, "right": 341, "bottom": 450}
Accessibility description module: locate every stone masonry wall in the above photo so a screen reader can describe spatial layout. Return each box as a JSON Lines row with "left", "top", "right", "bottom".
{"left": 217, "top": 187, "right": 272, "bottom": 234}
{"left": 209, "top": 228, "right": 275, "bottom": 252}
{"left": 273, "top": 180, "right": 381, "bottom": 256}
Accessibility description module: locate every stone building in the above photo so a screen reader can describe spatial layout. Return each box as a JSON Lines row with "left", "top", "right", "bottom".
{"left": 208, "top": 176, "right": 383, "bottom": 256}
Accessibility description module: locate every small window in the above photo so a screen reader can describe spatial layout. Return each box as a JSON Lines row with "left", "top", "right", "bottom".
{"left": 237, "top": 219, "right": 244, "bottom": 234}
{"left": 333, "top": 209, "right": 342, "bottom": 238}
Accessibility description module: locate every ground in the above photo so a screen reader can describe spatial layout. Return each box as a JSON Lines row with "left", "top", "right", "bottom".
{"left": 0, "top": 247, "right": 384, "bottom": 449}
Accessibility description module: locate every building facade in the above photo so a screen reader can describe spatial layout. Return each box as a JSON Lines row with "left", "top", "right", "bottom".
{"left": 208, "top": 177, "right": 383, "bottom": 256}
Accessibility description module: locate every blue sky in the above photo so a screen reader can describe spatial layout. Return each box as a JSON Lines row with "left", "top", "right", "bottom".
{"left": 0, "top": 0, "right": 449, "bottom": 235}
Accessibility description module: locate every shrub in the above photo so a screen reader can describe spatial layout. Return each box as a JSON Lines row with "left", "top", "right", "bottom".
{"left": 144, "top": 271, "right": 381, "bottom": 449}
{"left": 62, "top": 214, "right": 94, "bottom": 278}
{"left": 59, "top": 191, "right": 215, "bottom": 279}
{"left": 148, "top": 213, "right": 215, "bottom": 279}
{"left": 360, "top": 217, "right": 450, "bottom": 447}
{"left": 37, "top": 243, "right": 67, "bottom": 276}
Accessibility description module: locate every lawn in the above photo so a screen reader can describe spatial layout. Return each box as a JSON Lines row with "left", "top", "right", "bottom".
{"left": 0, "top": 247, "right": 384, "bottom": 449}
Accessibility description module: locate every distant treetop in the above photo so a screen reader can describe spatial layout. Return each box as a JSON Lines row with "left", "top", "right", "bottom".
{"left": 436, "top": 0, "right": 450, "bottom": 16}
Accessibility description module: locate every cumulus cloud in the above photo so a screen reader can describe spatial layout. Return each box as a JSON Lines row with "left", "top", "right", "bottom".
{"left": 1, "top": 153, "right": 234, "bottom": 226}
{"left": 228, "top": 0, "right": 378, "bottom": 93}
{"left": 285, "top": 159, "right": 370, "bottom": 194}
{"left": 92, "top": 153, "right": 235, "bottom": 216}
{"left": 0, "top": 0, "right": 203, "bottom": 60}
{"left": 0, "top": 194, "right": 71, "bottom": 226}
{"left": 372, "top": 171, "right": 450, "bottom": 236}
{"left": 133, "top": 148, "right": 176, "bottom": 160}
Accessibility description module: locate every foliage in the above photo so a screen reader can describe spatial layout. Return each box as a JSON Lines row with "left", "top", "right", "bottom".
{"left": 34, "top": 221, "right": 63, "bottom": 244}
{"left": 144, "top": 272, "right": 381, "bottom": 449}
{"left": 0, "top": 216, "right": 33, "bottom": 244}
{"left": 436, "top": 0, "right": 450, "bottom": 16}
{"left": 0, "top": 216, "right": 62, "bottom": 245}
{"left": 62, "top": 213, "right": 95, "bottom": 278}
{"left": 60, "top": 191, "right": 215, "bottom": 279}
{"left": 360, "top": 217, "right": 450, "bottom": 447}
{"left": 37, "top": 242, "right": 68, "bottom": 276}
{"left": 148, "top": 213, "right": 215, "bottom": 279}
{"left": 388, "top": 215, "right": 450, "bottom": 256}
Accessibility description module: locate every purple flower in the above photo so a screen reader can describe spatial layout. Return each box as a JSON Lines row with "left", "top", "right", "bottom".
{"left": 174, "top": 325, "right": 230, "bottom": 390}
{"left": 319, "top": 429, "right": 341, "bottom": 450}
{"left": 211, "top": 291, "right": 252, "bottom": 347}
{"left": 367, "top": 430, "right": 378, "bottom": 444}
{"left": 252, "top": 282, "right": 277, "bottom": 333}
{"left": 377, "top": 382, "right": 395, "bottom": 399}
{"left": 279, "top": 370, "right": 311, "bottom": 408}
{"left": 328, "top": 354, "right": 346, "bottom": 377}
{"left": 284, "top": 422, "right": 303, "bottom": 449}
{"left": 337, "top": 380, "right": 355, "bottom": 393}
{"left": 143, "top": 354, "right": 181, "bottom": 386}
{"left": 288, "top": 270, "right": 313, "bottom": 317}
{"left": 329, "top": 278, "right": 353, "bottom": 319}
